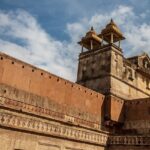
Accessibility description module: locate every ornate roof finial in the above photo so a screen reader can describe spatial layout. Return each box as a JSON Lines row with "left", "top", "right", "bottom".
{"left": 110, "top": 18, "right": 114, "bottom": 24}
{"left": 78, "top": 26, "right": 102, "bottom": 50}
{"left": 111, "top": 18, "right": 113, "bottom": 22}
{"left": 91, "top": 26, "right": 94, "bottom": 31}
{"left": 99, "top": 19, "right": 125, "bottom": 43}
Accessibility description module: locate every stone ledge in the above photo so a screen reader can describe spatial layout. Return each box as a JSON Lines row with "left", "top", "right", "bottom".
{"left": 0, "top": 109, "right": 108, "bottom": 146}
{"left": 0, "top": 96, "right": 102, "bottom": 130}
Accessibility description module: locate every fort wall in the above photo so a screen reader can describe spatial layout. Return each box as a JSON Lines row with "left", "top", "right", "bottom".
{"left": 77, "top": 45, "right": 150, "bottom": 100}
{"left": 105, "top": 95, "right": 125, "bottom": 123}
{"left": 0, "top": 125, "right": 106, "bottom": 150}
{"left": 0, "top": 52, "right": 104, "bottom": 124}
{"left": 110, "top": 49, "right": 150, "bottom": 100}
{"left": 123, "top": 98, "right": 150, "bottom": 134}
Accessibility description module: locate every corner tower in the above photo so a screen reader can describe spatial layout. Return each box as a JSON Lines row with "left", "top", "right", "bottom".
{"left": 77, "top": 19, "right": 125, "bottom": 98}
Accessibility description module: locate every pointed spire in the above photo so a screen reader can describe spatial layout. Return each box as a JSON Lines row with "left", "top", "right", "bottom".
{"left": 110, "top": 18, "right": 113, "bottom": 23}
{"left": 107, "top": 18, "right": 116, "bottom": 27}
{"left": 91, "top": 26, "right": 94, "bottom": 31}
{"left": 78, "top": 26, "right": 102, "bottom": 50}
{"left": 86, "top": 26, "right": 96, "bottom": 36}
{"left": 99, "top": 19, "right": 125, "bottom": 43}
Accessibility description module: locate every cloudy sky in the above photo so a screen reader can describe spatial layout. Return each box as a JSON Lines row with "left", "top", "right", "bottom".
{"left": 0, "top": 0, "right": 150, "bottom": 81}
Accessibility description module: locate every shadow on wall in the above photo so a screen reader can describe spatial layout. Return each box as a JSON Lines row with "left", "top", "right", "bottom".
{"left": 101, "top": 95, "right": 125, "bottom": 134}
{"left": 123, "top": 97, "right": 150, "bottom": 135}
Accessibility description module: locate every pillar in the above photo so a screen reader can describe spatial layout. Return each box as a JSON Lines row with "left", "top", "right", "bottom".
{"left": 118, "top": 40, "right": 121, "bottom": 48}
{"left": 101, "top": 36, "right": 104, "bottom": 46}
{"left": 90, "top": 40, "right": 93, "bottom": 50}
{"left": 110, "top": 33, "right": 113, "bottom": 43}
{"left": 81, "top": 44, "right": 84, "bottom": 53}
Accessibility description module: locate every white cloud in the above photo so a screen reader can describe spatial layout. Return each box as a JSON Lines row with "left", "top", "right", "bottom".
{"left": 125, "top": 23, "right": 150, "bottom": 56}
{"left": 0, "top": 6, "right": 150, "bottom": 81}
{"left": 0, "top": 10, "right": 76, "bottom": 81}
{"left": 67, "top": 5, "right": 150, "bottom": 57}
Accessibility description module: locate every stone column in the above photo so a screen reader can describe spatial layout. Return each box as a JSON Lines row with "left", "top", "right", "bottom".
{"left": 118, "top": 40, "right": 121, "bottom": 48}
{"left": 81, "top": 44, "right": 84, "bottom": 53}
{"left": 110, "top": 33, "right": 113, "bottom": 43}
{"left": 90, "top": 40, "right": 93, "bottom": 50}
{"left": 101, "top": 36, "right": 104, "bottom": 46}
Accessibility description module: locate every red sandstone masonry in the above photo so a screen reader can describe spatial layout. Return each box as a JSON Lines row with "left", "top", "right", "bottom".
{"left": 125, "top": 98, "right": 150, "bottom": 121}
{"left": 105, "top": 95, "right": 125, "bottom": 123}
{"left": 0, "top": 52, "right": 104, "bottom": 119}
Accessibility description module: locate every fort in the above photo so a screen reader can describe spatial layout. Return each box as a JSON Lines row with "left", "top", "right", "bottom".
{"left": 0, "top": 19, "right": 150, "bottom": 150}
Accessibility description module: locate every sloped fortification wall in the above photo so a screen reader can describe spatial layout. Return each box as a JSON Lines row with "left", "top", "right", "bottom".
{"left": 0, "top": 52, "right": 108, "bottom": 150}
{"left": 0, "top": 52, "right": 104, "bottom": 124}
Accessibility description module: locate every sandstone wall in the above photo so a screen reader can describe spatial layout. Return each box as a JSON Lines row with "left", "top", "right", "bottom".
{"left": 123, "top": 98, "right": 150, "bottom": 134}
{"left": 110, "top": 77, "right": 148, "bottom": 100}
{"left": 77, "top": 45, "right": 111, "bottom": 93}
{"left": 77, "top": 44, "right": 150, "bottom": 100}
{"left": 0, "top": 52, "right": 104, "bottom": 124}
{"left": 0, "top": 106, "right": 108, "bottom": 150}
{"left": 105, "top": 95, "right": 125, "bottom": 123}
{"left": 0, "top": 52, "right": 110, "bottom": 150}
{"left": 111, "top": 50, "right": 150, "bottom": 100}
{"left": 0, "top": 127, "right": 106, "bottom": 150}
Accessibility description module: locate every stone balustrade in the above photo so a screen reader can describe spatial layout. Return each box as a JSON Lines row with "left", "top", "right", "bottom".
{"left": 109, "top": 136, "right": 150, "bottom": 145}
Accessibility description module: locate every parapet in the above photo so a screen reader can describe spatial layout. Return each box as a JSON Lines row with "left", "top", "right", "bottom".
{"left": 0, "top": 52, "right": 105, "bottom": 129}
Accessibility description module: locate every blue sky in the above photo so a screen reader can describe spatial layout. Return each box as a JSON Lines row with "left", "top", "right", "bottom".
{"left": 0, "top": 0, "right": 150, "bottom": 81}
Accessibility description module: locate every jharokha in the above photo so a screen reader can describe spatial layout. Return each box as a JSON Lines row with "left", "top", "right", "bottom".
{"left": 0, "top": 19, "right": 150, "bottom": 150}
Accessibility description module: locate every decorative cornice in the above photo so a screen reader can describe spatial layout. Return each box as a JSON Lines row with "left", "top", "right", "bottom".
{"left": 1, "top": 105, "right": 150, "bottom": 146}
{"left": 0, "top": 109, "right": 108, "bottom": 146}
{"left": 0, "top": 96, "right": 101, "bottom": 130}
{"left": 79, "top": 44, "right": 122, "bottom": 60}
